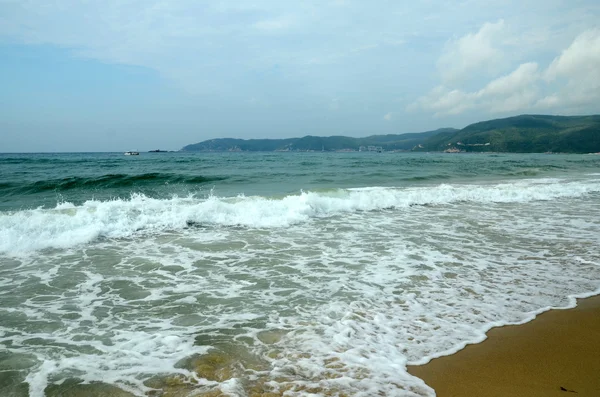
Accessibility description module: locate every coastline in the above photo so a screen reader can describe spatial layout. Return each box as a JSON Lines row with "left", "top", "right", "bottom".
{"left": 407, "top": 295, "right": 600, "bottom": 396}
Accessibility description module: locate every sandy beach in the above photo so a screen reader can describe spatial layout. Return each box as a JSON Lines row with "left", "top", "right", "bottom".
{"left": 408, "top": 295, "right": 600, "bottom": 397}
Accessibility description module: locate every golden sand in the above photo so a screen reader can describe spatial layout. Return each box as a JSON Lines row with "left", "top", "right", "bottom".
{"left": 408, "top": 295, "right": 600, "bottom": 397}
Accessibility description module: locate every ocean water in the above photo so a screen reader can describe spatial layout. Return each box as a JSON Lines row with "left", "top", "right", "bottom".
{"left": 1, "top": 151, "right": 599, "bottom": 397}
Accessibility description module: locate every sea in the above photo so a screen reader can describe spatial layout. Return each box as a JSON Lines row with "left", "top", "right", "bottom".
{"left": 0, "top": 151, "right": 599, "bottom": 397}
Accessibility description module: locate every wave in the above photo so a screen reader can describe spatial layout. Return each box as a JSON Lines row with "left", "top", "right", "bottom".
{"left": 402, "top": 174, "right": 451, "bottom": 182}
{"left": 1, "top": 173, "right": 226, "bottom": 194}
{"left": 0, "top": 156, "right": 102, "bottom": 165}
{"left": 1, "top": 178, "right": 598, "bottom": 253}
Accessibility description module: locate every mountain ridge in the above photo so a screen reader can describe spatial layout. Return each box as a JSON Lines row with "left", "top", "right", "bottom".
{"left": 417, "top": 114, "right": 600, "bottom": 153}
{"left": 182, "top": 114, "right": 600, "bottom": 153}
{"left": 182, "top": 128, "right": 456, "bottom": 152}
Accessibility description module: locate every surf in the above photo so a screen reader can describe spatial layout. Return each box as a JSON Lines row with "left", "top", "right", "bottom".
{"left": 1, "top": 177, "right": 598, "bottom": 254}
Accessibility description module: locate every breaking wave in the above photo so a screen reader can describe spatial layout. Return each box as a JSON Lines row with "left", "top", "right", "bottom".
{"left": 1, "top": 177, "right": 598, "bottom": 253}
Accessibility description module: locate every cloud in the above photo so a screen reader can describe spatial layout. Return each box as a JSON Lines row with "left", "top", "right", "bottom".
{"left": 537, "top": 28, "right": 600, "bottom": 109}
{"left": 411, "top": 26, "right": 600, "bottom": 117}
{"left": 545, "top": 29, "right": 600, "bottom": 80}
{"left": 0, "top": 0, "right": 424, "bottom": 98}
{"left": 412, "top": 62, "right": 540, "bottom": 116}
{"left": 437, "top": 20, "right": 507, "bottom": 84}
{"left": 479, "top": 62, "right": 540, "bottom": 113}
{"left": 383, "top": 112, "right": 392, "bottom": 121}
{"left": 253, "top": 16, "right": 293, "bottom": 31}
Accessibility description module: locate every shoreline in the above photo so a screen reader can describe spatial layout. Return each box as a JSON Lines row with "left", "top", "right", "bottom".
{"left": 407, "top": 294, "right": 600, "bottom": 396}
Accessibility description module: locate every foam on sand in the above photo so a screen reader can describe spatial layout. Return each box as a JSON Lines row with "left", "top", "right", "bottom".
{"left": 408, "top": 295, "right": 600, "bottom": 396}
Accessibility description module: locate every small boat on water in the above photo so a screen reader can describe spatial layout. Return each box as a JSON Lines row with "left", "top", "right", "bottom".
{"left": 124, "top": 151, "right": 139, "bottom": 156}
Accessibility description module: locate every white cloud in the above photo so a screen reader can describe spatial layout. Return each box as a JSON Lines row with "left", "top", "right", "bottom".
{"left": 383, "top": 112, "right": 392, "bottom": 121}
{"left": 0, "top": 0, "right": 423, "bottom": 97}
{"left": 253, "top": 16, "right": 293, "bottom": 31}
{"left": 412, "top": 25, "right": 600, "bottom": 117}
{"left": 437, "top": 20, "right": 507, "bottom": 84}
{"left": 479, "top": 62, "right": 540, "bottom": 113}
{"left": 408, "top": 86, "right": 473, "bottom": 116}
{"left": 412, "top": 62, "right": 541, "bottom": 116}
{"left": 481, "top": 63, "right": 539, "bottom": 97}
{"left": 535, "top": 94, "right": 560, "bottom": 109}
{"left": 537, "top": 29, "right": 600, "bottom": 109}
{"left": 546, "top": 29, "right": 600, "bottom": 80}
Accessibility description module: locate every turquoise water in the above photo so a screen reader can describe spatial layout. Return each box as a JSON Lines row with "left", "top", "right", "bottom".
{"left": 3, "top": 152, "right": 596, "bottom": 211}
{"left": 1, "top": 152, "right": 600, "bottom": 396}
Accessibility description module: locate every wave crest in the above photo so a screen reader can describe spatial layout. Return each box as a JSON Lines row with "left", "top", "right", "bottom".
{"left": 1, "top": 178, "right": 598, "bottom": 253}
{"left": 1, "top": 173, "right": 226, "bottom": 195}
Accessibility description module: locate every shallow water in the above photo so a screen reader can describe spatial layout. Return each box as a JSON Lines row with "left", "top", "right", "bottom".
{"left": 1, "top": 152, "right": 599, "bottom": 396}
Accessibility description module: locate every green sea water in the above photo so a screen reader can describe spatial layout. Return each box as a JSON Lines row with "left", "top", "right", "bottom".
{"left": 3, "top": 151, "right": 598, "bottom": 211}
{"left": 1, "top": 152, "right": 599, "bottom": 396}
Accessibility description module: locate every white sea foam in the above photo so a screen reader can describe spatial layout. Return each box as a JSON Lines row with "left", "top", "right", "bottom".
{"left": 3, "top": 195, "right": 597, "bottom": 396}
{"left": 1, "top": 175, "right": 600, "bottom": 396}
{"left": 1, "top": 177, "right": 598, "bottom": 254}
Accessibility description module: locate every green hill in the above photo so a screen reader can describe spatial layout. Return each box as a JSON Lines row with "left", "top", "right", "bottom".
{"left": 418, "top": 114, "right": 600, "bottom": 153}
{"left": 182, "top": 128, "right": 456, "bottom": 152}
{"left": 182, "top": 115, "right": 600, "bottom": 153}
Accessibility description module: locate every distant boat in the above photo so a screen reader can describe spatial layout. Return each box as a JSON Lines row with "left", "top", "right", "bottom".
{"left": 148, "top": 149, "right": 168, "bottom": 153}
{"left": 124, "top": 151, "right": 139, "bottom": 156}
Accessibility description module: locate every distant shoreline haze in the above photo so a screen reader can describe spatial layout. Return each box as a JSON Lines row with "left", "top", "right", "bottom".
{"left": 182, "top": 114, "right": 600, "bottom": 154}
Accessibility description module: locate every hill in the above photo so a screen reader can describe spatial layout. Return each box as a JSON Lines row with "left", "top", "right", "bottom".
{"left": 181, "top": 115, "right": 600, "bottom": 154}
{"left": 181, "top": 128, "right": 456, "bottom": 152}
{"left": 417, "top": 114, "right": 600, "bottom": 153}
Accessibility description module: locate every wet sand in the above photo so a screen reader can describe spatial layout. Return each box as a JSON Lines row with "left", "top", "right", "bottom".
{"left": 408, "top": 295, "right": 600, "bottom": 397}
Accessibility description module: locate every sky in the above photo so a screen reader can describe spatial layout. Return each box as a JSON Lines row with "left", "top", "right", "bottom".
{"left": 1, "top": 0, "right": 599, "bottom": 152}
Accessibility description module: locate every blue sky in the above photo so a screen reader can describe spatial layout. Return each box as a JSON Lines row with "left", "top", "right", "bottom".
{"left": 1, "top": 0, "right": 599, "bottom": 152}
